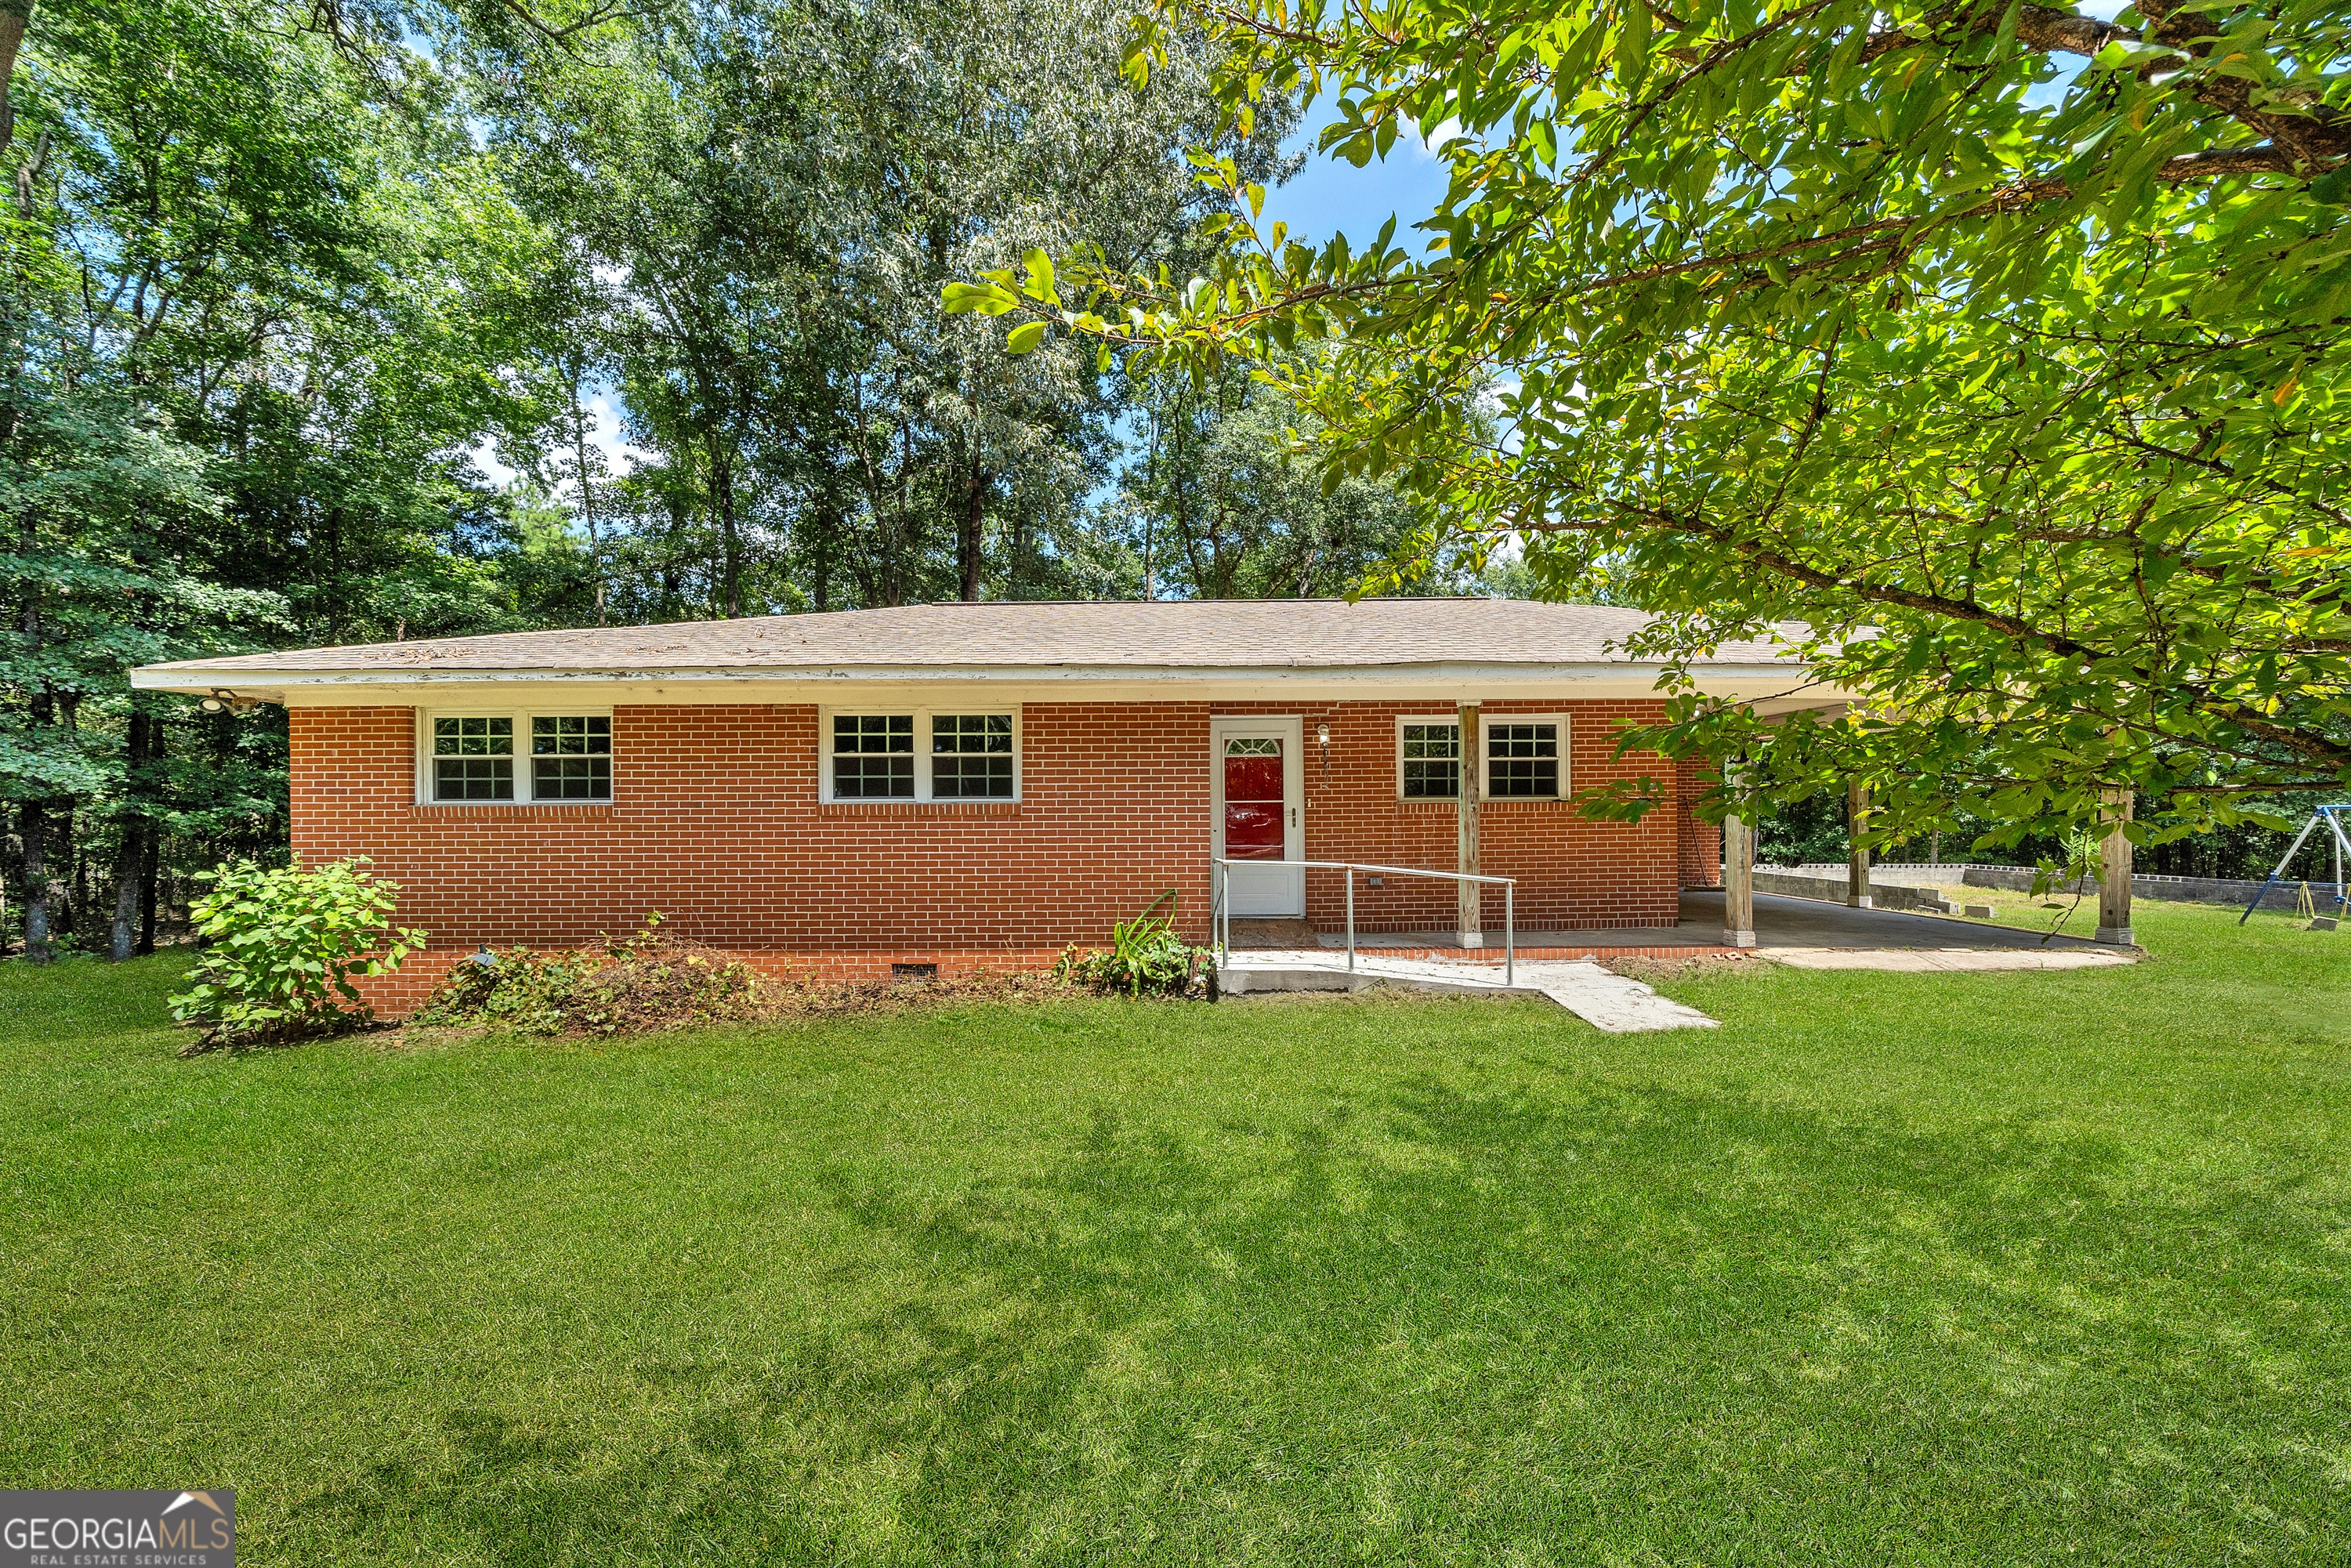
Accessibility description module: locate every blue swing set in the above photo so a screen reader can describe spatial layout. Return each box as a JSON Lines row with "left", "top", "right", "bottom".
{"left": 2238, "top": 804, "right": 2351, "bottom": 925}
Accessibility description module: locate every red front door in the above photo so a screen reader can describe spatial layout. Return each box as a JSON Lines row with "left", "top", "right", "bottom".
{"left": 1223, "top": 738, "right": 1285, "bottom": 860}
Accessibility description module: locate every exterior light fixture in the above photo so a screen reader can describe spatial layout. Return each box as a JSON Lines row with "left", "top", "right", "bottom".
{"left": 199, "top": 689, "right": 263, "bottom": 714}
{"left": 1317, "top": 722, "right": 1331, "bottom": 780}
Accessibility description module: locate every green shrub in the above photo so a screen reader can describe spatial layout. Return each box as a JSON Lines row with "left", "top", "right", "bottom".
{"left": 170, "top": 858, "right": 427, "bottom": 1050}
{"left": 1058, "top": 890, "right": 1204, "bottom": 998}
{"left": 411, "top": 913, "right": 771, "bottom": 1037}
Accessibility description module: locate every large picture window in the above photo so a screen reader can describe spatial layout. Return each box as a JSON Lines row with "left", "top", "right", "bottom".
{"left": 422, "top": 711, "right": 612, "bottom": 803}
{"left": 822, "top": 708, "right": 1020, "bottom": 802}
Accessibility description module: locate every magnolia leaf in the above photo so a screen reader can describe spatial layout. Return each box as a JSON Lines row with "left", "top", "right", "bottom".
{"left": 1005, "top": 320, "right": 1047, "bottom": 354}
{"left": 941, "top": 281, "right": 1018, "bottom": 316}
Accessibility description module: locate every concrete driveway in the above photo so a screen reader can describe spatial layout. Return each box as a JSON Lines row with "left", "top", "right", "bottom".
{"left": 1680, "top": 889, "right": 2116, "bottom": 952}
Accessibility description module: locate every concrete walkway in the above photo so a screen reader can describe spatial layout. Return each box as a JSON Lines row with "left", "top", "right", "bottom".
{"left": 1216, "top": 886, "right": 2136, "bottom": 1022}
{"left": 1516, "top": 960, "right": 1720, "bottom": 1031}
{"left": 1217, "top": 950, "right": 1719, "bottom": 1033}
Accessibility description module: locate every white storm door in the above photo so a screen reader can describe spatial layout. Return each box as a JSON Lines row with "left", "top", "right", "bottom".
{"left": 1212, "top": 717, "right": 1304, "bottom": 917}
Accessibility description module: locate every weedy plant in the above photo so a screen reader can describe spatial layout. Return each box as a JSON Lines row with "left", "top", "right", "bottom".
{"left": 170, "top": 857, "right": 427, "bottom": 1052}
{"left": 1057, "top": 889, "right": 1205, "bottom": 998}
{"left": 412, "top": 912, "right": 772, "bottom": 1037}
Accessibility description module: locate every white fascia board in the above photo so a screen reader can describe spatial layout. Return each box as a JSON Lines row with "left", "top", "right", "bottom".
{"left": 129, "top": 658, "right": 1815, "bottom": 691}
{"left": 126, "top": 672, "right": 1854, "bottom": 713}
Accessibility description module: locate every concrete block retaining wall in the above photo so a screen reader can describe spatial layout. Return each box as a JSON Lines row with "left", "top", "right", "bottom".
{"left": 1753, "top": 870, "right": 1954, "bottom": 914}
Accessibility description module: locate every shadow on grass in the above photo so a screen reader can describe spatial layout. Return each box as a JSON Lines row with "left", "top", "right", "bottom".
{"left": 309, "top": 1080, "right": 2348, "bottom": 1564}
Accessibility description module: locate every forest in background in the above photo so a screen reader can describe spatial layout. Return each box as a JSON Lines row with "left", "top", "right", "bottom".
{"left": 0, "top": 0, "right": 1517, "bottom": 958}
{"left": 5, "top": 0, "right": 2331, "bottom": 961}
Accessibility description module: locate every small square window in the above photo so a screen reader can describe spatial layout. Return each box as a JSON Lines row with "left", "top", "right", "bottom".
{"left": 433, "top": 717, "right": 513, "bottom": 801}
{"left": 933, "top": 714, "right": 1014, "bottom": 798}
{"left": 1400, "top": 722, "right": 1460, "bottom": 799}
{"left": 1485, "top": 721, "right": 1561, "bottom": 798}
{"left": 834, "top": 715, "right": 915, "bottom": 798}
{"left": 532, "top": 715, "right": 611, "bottom": 800}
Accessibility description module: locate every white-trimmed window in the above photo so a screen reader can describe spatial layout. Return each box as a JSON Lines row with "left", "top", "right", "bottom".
{"left": 418, "top": 711, "right": 613, "bottom": 803}
{"left": 1482, "top": 714, "right": 1567, "bottom": 799}
{"left": 823, "top": 708, "right": 1020, "bottom": 802}
{"left": 1396, "top": 717, "right": 1462, "bottom": 799}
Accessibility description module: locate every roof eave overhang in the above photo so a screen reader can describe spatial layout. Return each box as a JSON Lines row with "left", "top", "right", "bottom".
{"left": 134, "top": 658, "right": 1812, "bottom": 690}
{"left": 130, "top": 660, "right": 1852, "bottom": 713}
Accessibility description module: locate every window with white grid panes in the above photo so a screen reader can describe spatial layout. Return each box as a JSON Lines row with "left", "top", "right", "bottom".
{"left": 1396, "top": 719, "right": 1461, "bottom": 798}
{"left": 422, "top": 712, "right": 613, "bottom": 803}
{"left": 821, "top": 708, "right": 1020, "bottom": 802}
{"left": 1481, "top": 715, "right": 1566, "bottom": 799}
{"left": 931, "top": 714, "right": 1015, "bottom": 798}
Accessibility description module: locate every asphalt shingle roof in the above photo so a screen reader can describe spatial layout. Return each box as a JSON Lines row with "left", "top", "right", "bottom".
{"left": 141, "top": 599, "right": 1802, "bottom": 675}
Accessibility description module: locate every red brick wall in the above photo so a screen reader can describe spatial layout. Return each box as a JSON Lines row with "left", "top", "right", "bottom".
{"left": 1213, "top": 699, "right": 1685, "bottom": 934}
{"left": 292, "top": 697, "right": 1694, "bottom": 1005}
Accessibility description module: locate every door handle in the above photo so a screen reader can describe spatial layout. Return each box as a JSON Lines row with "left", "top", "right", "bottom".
{"left": 1290, "top": 806, "right": 1298, "bottom": 826}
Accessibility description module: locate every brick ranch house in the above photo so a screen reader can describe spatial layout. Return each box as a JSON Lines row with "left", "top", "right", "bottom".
{"left": 132, "top": 599, "right": 1839, "bottom": 1008}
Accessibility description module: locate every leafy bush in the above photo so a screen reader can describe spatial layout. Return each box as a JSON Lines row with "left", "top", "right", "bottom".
{"left": 171, "top": 858, "right": 427, "bottom": 1050}
{"left": 1057, "top": 890, "right": 1205, "bottom": 998}
{"left": 411, "top": 913, "right": 771, "bottom": 1037}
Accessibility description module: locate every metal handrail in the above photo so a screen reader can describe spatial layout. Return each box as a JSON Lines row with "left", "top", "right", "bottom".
{"left": 1212, "top": 857, "right": 1516, "bottom": 987}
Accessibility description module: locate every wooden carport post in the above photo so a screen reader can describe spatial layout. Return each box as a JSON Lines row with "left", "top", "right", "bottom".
{"left": 1456, "top": 701, "right": 1483, "bottom": 947}
{"left": 1846, "top": 778, "right": 1872, "bottom": 908}
{"left": 1722, "top": 762, "right": 1756, "bottom": 949}
{"left": 2095, "top": 789, "right": 2135, "bottom": 947}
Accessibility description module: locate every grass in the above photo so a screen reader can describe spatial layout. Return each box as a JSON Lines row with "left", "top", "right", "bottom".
{"left": 2, "top": 903, "right": 2347, "bottom": 1564}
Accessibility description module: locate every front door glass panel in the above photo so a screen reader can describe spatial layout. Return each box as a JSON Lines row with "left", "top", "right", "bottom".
{"left": 1223, "top": 737, "right": 1285, "bottom": 860}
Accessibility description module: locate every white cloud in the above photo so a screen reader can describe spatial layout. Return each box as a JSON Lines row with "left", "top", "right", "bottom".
{"left": 580, "top": 392, "right": 651, "bottom": 481}
{"left": 469, "top": 389, "right": 650, "bottom": 501}
{"left": 1410, "top": 118, "right": 1466, "bottom": 161}
{"left": 469, "top": 437, "right": 520, "bottom": 490}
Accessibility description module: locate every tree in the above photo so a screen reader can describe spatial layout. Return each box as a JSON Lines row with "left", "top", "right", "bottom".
{"left": 956, "top": 0, "right": 2351, "bottom": 851}
{"left": 1118, "top": 349, "right": 1433, "bottom": 599}
{"left": 1, "top": 0, "right": 589, "bottom": 958}
{"left": 492, "top": 0, "right": 1300, "bottom": 614}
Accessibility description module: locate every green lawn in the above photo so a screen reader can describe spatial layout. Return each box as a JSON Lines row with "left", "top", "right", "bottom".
{"left": 3, "top": 904, "right": 2347, "bottom": 1564}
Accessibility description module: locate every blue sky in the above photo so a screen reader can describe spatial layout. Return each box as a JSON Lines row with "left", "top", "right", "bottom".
{"left": 1259, "top": 100, "right": 1455, "bottom": 253}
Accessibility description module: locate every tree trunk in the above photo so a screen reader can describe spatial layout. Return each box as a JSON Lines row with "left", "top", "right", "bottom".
{"left": 572, "top": 374, "right": 605, "bottom": 626}
{"left": 107, "top": 823, "right": 141, "bottom": 961}
{"left": 0, "top": 0, "right": 31, "bottom": 164}
{"left": 958, "top": 448, "right": 984, "bottom": 602}
{"left": 110, "top": 705, "right": 153, "bottom": 961}
{"left": 17, "top": 798, "right": 47, "bottom": 961}
{"left": 137, "top": 825, "right": 158, "bottom": 955}
{"left": 67, "top": 817, "right": 84, "bottom": 934}
{"left": 707, "top": 430, "right": 741, "bottom": 617}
